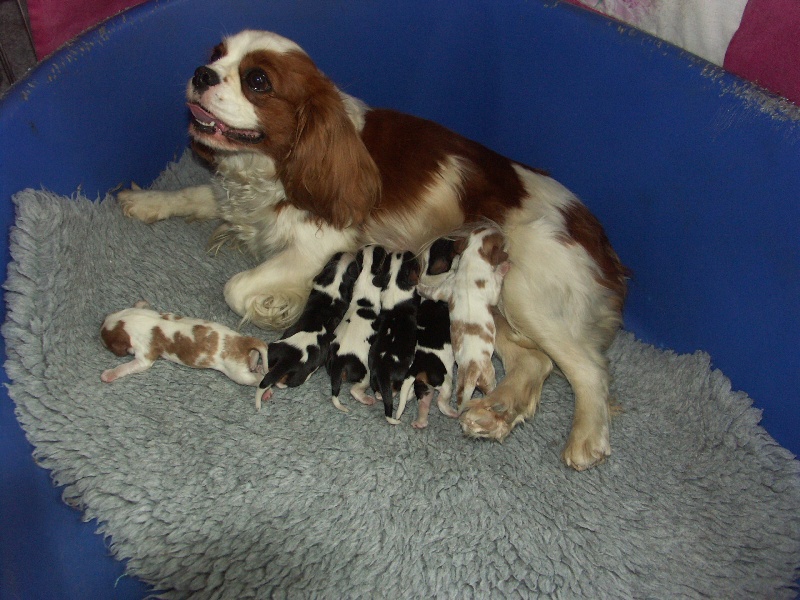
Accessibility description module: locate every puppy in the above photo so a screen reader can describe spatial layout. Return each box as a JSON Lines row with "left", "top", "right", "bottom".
{"left": 256, "top": 252, "right": 357, "bottom": 408}
{"left": 369, "top": 251, "right": 420, "bottom": 424}
{"left": 327, "top": 245, "right": 387, "bottom": 412}
{"left": 100, "top": 301, "right": 267, "bottom": 387}
{"left": 395, "top": 297, "right": 457, "bottom": 429}
{"left": 418, "top": 227, "right": 510, "bottom": 409}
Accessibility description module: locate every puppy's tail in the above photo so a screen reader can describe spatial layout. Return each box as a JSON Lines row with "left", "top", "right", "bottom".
{"left": 396, "top": 376, "right": 415, "bottom": 422}
{"left": 380, "top": 374, "right": 399, "bottom": 425}
{"left": 328, "top": 357, "right": 349, "bottom": 413}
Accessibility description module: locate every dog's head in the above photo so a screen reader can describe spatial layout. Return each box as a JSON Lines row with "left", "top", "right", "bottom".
{"left": 186, "top": 30, "right": 381, "bottom": 229}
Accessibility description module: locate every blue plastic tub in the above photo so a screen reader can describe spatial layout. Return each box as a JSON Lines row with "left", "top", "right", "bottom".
{"left": 1, "top": 0, "right": 798, "bottom": 596}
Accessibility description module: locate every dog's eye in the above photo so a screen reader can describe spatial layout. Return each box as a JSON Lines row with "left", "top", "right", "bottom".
{"left": 243, "top": 68, "right": 272, "bottom": 93}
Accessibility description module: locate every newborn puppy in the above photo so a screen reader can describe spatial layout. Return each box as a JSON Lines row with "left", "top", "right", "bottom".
{"left": 369, "top": 251, "right": 420, "bottom": 424}
{"left": 327, "top": 245, "right": 387, "bottom": 412}
{"left": 395, "top": 297, "right": 457, "bottom": 428}
{"left": 256, "top": 252, "right": 357, "bottom": 408}
{"left": 100, "top": 300, "right": 267, "bottom": 386}
{"left": 418, "top": 226, "right": 510, "bottom": 409}
{"left": 396, "top": 239, "right": 460, "bottom": 427}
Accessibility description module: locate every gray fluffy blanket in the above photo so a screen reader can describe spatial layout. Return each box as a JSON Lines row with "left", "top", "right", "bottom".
{"left": 4, "top": 153, "right": 800, "bottom": 599}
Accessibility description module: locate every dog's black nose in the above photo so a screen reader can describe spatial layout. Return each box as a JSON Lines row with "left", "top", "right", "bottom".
{"left": 192, "top": 66, "right": 220, "bottom": 92}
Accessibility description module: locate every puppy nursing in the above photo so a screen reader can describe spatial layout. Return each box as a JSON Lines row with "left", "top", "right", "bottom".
{"left": 327, "top": 245, "right": 386, "bottom": 412}
{"left": 395, "top": 239, "right": 461, "bottom": 428}
{"left": 369, "top": 251, "right": 421, "bottom": 424}
{"left": 256, "top": 252, "right": 357, "bottom": 408}
{"left": 100, "top": 300, "right": 267, "bottom": 386}
{"left": 418, "top": 227, "right": 510, "bottom": 410}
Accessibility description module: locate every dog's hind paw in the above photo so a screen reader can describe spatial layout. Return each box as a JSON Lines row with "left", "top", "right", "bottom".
{"left": 562, "top": 427, "right": 610, "bottom": 471}
{"left": 459, "top": 400, "right": 512, "bottom": 442}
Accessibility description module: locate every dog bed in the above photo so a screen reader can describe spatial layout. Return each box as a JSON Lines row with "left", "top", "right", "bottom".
{"left": 4, "top": 151, "right": 799, "bottom": 598}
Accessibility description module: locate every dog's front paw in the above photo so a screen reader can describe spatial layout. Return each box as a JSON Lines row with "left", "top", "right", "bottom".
{"left": 118, "top": 187, "right": 169, "bottom": 224}
{"left": 459, "top": 399, "right": 512, "bottom": 441}
{"left": 562, "top": 425, "right": 610, "bottom": 471}
{"left": 249, "top": 294, "right": 302, "bottom": 330}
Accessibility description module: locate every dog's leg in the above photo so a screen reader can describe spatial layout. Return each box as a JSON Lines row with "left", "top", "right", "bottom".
{"left": 101, "top": 357, "right": 153, "bottom": 382}
{"left": 460, "top": 311, "right": 553, "bottom": 442}
{"left": 118, "top": 184, "right": 219, "bottom": 223}
{"left": 488, "top": 255, "right": 618, "bottom": 469}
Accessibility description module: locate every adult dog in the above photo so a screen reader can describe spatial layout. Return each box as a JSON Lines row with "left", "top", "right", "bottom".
{"left": 118, "top": 30, "right": 628, "bottom": 470}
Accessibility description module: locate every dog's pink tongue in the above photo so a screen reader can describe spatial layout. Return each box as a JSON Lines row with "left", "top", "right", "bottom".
{"left": 188, "top": 103, "right": 220, "bottom": 126}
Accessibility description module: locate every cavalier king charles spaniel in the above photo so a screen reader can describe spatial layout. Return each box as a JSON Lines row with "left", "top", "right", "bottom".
{"left": 118, "top": 29, "right": 628, "bottom": 470}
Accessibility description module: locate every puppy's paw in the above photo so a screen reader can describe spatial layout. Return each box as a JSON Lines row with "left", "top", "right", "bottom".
{"left": 117, "top": 188, "right": 169, "bottom": 224}
{"left": 256, "top": 387, "right": 273, "bottom": 411}
{"left": 411, "top": 419, "right": 429, "bottom": 429}
{"left": 459, "top": 399, "right": 512, "bottom": 441}
{"left": 353, "top": 394, "right": 376, "bottom": 406}
{"left": 562, "top": 427, "right": 610, "bottom": 471}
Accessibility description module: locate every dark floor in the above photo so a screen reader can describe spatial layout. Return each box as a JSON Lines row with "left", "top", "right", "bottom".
{"left": 0, "top": 0, "right": 37, "bottom": 97}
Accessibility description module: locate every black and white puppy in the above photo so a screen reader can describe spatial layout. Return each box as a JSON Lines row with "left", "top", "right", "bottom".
{"left": 256, "top": 252, "right": 357, "bottom": 408}
{"left": 369, "top": 251, "right": 420, "bottom": 424}
{"left": 327, "top": 245, "right": 387, "bottom": 412}
{"left": 396, "top": 239, "right": 460, "bottom": 427}
{"left": 395, "top": 297, "right": 458, "bottom": 428}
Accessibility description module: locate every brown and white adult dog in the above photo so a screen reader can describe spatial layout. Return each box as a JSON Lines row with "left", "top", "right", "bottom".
{"left": 118, "top": 30, "right": 628, "bottom": 470}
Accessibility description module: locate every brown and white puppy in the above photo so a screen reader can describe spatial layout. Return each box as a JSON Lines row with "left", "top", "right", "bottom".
{"left": 118, "top": 30, "right": 628, "bottom": 469}
{"left": 418, "top": 227, "right": 510, "bottom": 410}
{"left": 100, "top": 301, "right": 268, "bottom": 388}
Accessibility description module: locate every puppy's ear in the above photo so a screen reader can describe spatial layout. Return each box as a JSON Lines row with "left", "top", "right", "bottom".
{"left": 281, "top": 79, "right": 381, "bottom": 229}
{"left": 453, "top": 236, "right": 469, "bottom": 255}
{"left": 481, "top": 232, "right": 508, "bottom": 266}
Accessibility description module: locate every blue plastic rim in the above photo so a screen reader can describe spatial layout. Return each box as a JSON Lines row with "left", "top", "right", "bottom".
{"left": 1, "top": 0, "right": 799, "bottom": 597}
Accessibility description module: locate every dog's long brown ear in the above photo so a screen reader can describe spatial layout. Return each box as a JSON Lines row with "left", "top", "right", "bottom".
{"left": 281, "top": 80, "right": 381, "bottom": 229}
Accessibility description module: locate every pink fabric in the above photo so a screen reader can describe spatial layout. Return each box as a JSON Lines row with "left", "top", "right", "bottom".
{"left": 27, "top": 0, "right": 147, "bottom": 60}
{"left": 724, "top": 0, "right": 800, "bottom": 105}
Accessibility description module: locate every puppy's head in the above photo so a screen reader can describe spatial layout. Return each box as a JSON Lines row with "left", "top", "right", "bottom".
{"left": 186, "top": 30, "right": 380, "bottom": 228}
